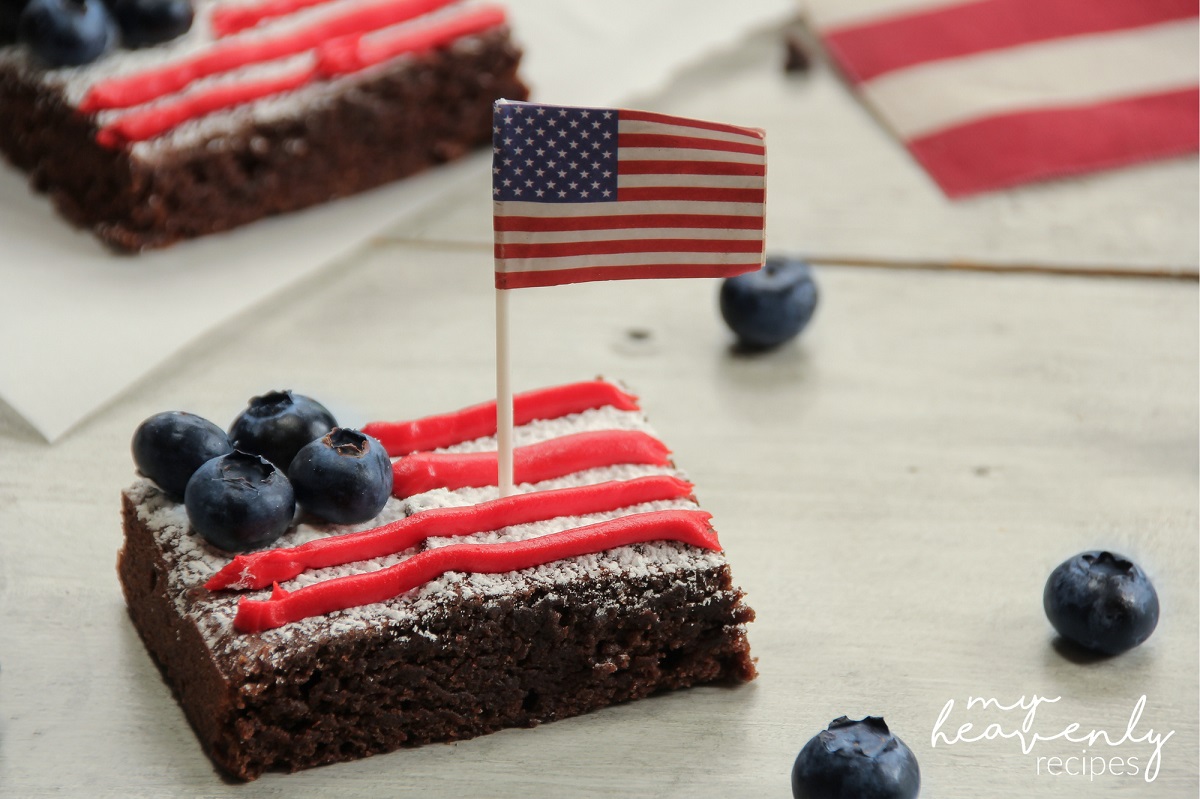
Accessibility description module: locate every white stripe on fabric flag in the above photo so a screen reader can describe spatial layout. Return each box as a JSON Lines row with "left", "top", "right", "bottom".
{"left": 864, "top": 18, "right": 1200, "bottom": 139}
{"left": 495, "top": 200, "right": 766, "bottom": 218}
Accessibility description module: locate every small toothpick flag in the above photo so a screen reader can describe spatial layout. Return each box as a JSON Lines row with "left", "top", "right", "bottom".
{"left": 490, "top": 100, "right": 767, "bottom": 495}
{"left": 492, "top": 100, "right": 766, "bottom": 289}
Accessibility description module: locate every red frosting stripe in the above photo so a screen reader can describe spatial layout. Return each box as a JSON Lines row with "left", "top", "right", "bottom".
{"left": 232, "top": 509, "right": 720, "bottom": 632}
{"left": 94, "top": 5, "right": 506, "bottom": 147}
{"left": 96, "top": 66, "right": 312, "bottom": 148}
{"left": 363, "top": 380, "right": 641, "bottom": 457}
{"left": 212, "top": 0, "right": 340, "bottom": 37}
{"left": 318, "top": 4, "right": 506, "bottom": 76}
{"left": 392, "top": 429, "right": 672, "bottom": 498}
{"left": 205, "top": 475, "right": 694, "bottom": 591}
{"left": 80, "top": 0, "right": 465, "bottom": 112}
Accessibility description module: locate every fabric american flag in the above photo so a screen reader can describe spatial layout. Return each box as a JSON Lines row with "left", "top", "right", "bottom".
{"left": 492, "top": 100, "right": 766, "bottom": 289}
{"left": 809, "top": 0, "right": 1199, "bottom": 197}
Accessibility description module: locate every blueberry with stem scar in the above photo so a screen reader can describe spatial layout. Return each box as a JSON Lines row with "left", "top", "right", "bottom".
{"left": 1044, "top": 550, "right": 1159, "bottom": 655}
{"left": 289, "top": 428, "right": 393, "bottom": 524}
{"left": 185, "top": 451, "right": 295, "bottom": 553}
{"left": 792, "top": 716, "right": 920, "bottom": 799}
{"left": 228, "top": 390, "right": 337, "bottom": 472}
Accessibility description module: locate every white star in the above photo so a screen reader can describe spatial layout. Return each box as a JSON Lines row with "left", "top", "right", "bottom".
{"left": 569, "top": 119, "right": 579, "bottom": 128}
{"left": 503, "top": 158, "right": 512, "bottom": 166}
{"left": 502, "top": 178, "right": 512, "bottom": 186}
{"left": 525, "top": 179, "right": 534, "bottom": 187}
{"left": 569, "top": 181, "right": 578, "bottom": 189}
{"left": 526, "top": 137, "right": 533, "bottom": 145}
{"left": 581, "top": 131, "right": 589, "bottom": 139}
{"left": 493, "top": 186, "right": 500, "bottom": 194}
{"left": 568, "top": 141, "right": 578, "bottom": 149}
{"left": 535, "top": 169, "right": 545, "bottom": 177}
{"left": 592, "top": 120, "right": 601, "bottom": 129}
{"left": 602, "top": 189, "right": 611, "bottom": 197}
{"left": 558, "top": 170, "right": 567, "bottom": 178}
{"left": 581, "top": 110, "right": 590, "bottom": 118}
{"left": 493, "top": 125, "right": 501, "bottom": 134}
{"left": 547, "top": 180, "right": 556, "bottom": 188}
{"left": 503, "top": 137, "right": 512, "bottom": 145}
{"left": 514, "top": 167, "right": 522, "bottom": 175}
{"left": 536, "top": 107, "right": 545, "bottom": 116}
{"left": 514, "top": 105, "right": 524, "bottom": 114}
{"left": 591, "top": 181, "right": 600, "bottom": 188}
{"left": 602, "top": 131, "right": 612, "bottom": 139}
{"left": 580, "top": 190, "right": 589, "bottom": 197}
{"left": 592, "top": 162, "right": 601, "bottom": 171}
{"left": 558, "top": 129, "right": 567, "bottom": 138}
{"left": 559, "top": 190, "right": 567, "bottom": 197}
{"left": 514, "top": 147, "right": 523, "bottom": 155}
{"left": 602, "top": 170, "right": 612, "bottom": 178}
{"left": 536, "top": 148, "right": 545, "bottom": 156}
{"left": 558, "top": 108, "right": 568, "bottom": 116}
{"left": 603, "top": 111, "right": 613, "bottom": 118}
{"left": 569, "top": 161, "right": 578, "bottom": 170}
{"left": 514, "top": 187, "right": 522, "bottom": 195}
{"left": 536, "top": 189, "right": 545, "bottom": 196}
{"left": 591, "top": 142, "right": 601, "bottom": 150}
{"left": 525, "top": 159, "right": 533, "bottom": 166}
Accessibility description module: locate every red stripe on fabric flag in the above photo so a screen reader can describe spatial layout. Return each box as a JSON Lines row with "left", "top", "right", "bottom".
{"left": 495, "top": 238, "right": 764, "bottom": 260}
{"left": 619, "top": 160, "right": 766, "bottom": 177}
{"left": 909, "top": 87, "right": 1200, "bottom": 197}
{"left": 824, "top": 0, "right": 1200, "bottom": 84}
{"left": 619, "top": 109, "right": 765, "bottom": 140}
{"left": 617, "top": 133, "right": 766, "bottom": 156}
{"left": 496, "top": 262, "right": 761, "bottom": 289}
{"left": 493, "top": 213, "right": 765, "bottom": 233}
{"left": 616, "top": 186, "right": 766, "bottom": 203}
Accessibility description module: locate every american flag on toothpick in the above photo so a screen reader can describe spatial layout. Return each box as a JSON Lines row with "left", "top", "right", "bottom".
{"left": 492, "top": 100, "right": 766, "bottom": 289}
{"left": 489, "top": 100, "right": 767, "bottom": 496}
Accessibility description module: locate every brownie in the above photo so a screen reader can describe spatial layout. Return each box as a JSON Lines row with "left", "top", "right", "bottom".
{"left": 0, "top": 1, "right": 529, "bottom": 251}
{"left": 117, "top": 399, "right": 756, "bottom": 780}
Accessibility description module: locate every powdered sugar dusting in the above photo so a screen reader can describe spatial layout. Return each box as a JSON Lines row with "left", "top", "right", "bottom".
{"left": 125, "top": 400, "right": 731, "bottom": 667}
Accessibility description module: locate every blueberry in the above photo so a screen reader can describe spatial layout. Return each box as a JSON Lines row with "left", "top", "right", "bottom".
{"left": 1, "top": 0, "right": 31, "bottom": 43}
{"left": 18, "top": 0, "right": 116, "bottom": 67}
{"left": 1044, "top": 551, "right": 1159, "bottom": 655}
{"left": 792, "top": 716, "right": 920, "bottom": 799}
{"left": 184, "top": 451, "right": 295, "bottom": 552}
{"left": 132, "top": 411, "right": 233, "bottom": 500}
{"left": 109, "top": 0, "right": 191, "bottom": 48}
{"left": 228, "top": 390, "right": 337, "bottom": 472}
{"left": 288, "top": 428, "right": 393, "bottom": 524}
{"left": 720, "top": 256, "right": 818, "bottom": 350}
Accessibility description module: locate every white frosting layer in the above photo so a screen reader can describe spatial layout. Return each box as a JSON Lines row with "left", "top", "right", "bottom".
{"left": 125, "top": 404, "right": 731, "bottom": 668}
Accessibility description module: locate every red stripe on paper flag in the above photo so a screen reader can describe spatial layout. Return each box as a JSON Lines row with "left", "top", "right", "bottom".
{"left": 492, "top": 102, "right": 766, "bottom": 288}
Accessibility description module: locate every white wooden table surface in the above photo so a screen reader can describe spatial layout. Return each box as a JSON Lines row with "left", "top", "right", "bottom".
{"left": 1, "top": 17, "right": 1197, "bottom": 799}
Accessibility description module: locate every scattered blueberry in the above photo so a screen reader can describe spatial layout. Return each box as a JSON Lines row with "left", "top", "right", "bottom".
{"left": 1044, "top": 551, "right": 1159, "bottom": 655}
{"left": 288, "top": 428, "right": 393, "bottom": 524}
{"left": 184, "top": 451, "right": 295, "bottom": 552}
{"left": 18, "top": 0, "right": 116, "bottom": 67}
{"left": 1, "top": 0, "right": 31, "bottom": 43}
{"left": 109, "top": 0, "right": 191, "bottom": 48}
{"left": 792, "top": 716, "right": 920, "bottom": 799}
{"left": 228, "top": 390, "right": 337, "bottom": 472}
{"left": 720, "top": 256, "right": 818, "bottom": 350}
{"left": 132, "top": 411, "right": 233, "bottom": 500}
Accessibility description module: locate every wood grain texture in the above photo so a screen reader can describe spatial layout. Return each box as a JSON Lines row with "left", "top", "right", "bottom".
{"left": 384, "top": 22, "right": 1199, "bottom": 276}
{"left": 0, "top": 244, "right": 1194, "bottom": 797}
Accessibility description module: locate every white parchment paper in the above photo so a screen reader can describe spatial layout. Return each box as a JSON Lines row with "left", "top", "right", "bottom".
{"left": 0, "top": 0, "right": 797, "bottom": 442}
